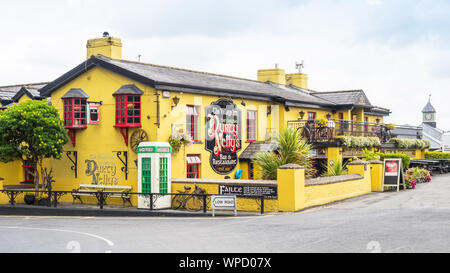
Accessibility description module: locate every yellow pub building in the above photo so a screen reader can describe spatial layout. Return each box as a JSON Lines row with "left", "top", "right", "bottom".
{"left": 1, "top": 33, "right": 419, "bottom": 209}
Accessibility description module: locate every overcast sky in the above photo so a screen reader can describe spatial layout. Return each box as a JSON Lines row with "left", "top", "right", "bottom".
{"left": 1, "top": 0, "right": 449, "bottom": 130}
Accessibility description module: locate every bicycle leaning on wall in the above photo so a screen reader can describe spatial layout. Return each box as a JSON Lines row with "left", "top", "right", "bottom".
{"left": 171, "top": 185, "right": 207, "bottom": 211}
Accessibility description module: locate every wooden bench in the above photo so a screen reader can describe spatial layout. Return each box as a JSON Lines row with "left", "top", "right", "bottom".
{"left": 72, "top": 184, "right": 133, "bottom": 206}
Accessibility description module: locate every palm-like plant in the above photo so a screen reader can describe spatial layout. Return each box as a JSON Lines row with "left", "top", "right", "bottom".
{"left": 252, "top": 127, "right": 312, "bottom": 180}
{"left": 321, "top": 160, "right": 348, "bottom": 177}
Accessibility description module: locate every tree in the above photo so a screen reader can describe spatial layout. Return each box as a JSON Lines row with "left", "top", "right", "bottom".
{"left": 0, "top": 100, "right": 69, "bottom": 194}
{"left": 252, "top": 127, "right": 313, "bottom": 180}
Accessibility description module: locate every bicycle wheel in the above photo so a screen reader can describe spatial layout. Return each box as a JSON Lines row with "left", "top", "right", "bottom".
{"left": 171, "top": 193, "right": 184, "bottom": 209}
{"left": 185, "top": 196, "right": 203, "bottom": 212}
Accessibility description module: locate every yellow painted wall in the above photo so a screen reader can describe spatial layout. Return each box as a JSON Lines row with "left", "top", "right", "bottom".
{"left": 369, "top": 161, "right": 383, "bottom": 192}
{"left": 286, "top": 73, "right": 308, "bottom": 89}
{"left": 86, "top": 37, "right": 122, "bottom": 59}
{"left": 45, "top": 66, "right": 161, "bottom": 205}
{"left": 305, "top": 162, "right": 371, "bottom": 208}
{"left": 0, "top": 161, "right": 24, "bottom": 187}
{"left": 17, "top": 95, "right": 32, "bottom": 103}
{"left": 257, "top": 68, "right": 286, "bottom": 85}
{"left": 277, "top": 166, "right": 305, "bottom": 212}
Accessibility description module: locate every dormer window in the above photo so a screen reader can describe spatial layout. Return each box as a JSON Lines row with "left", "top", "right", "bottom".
{"left": 62, "top": 88, "right": 89, "bottom": 129}
{"left": 113, "top": 84, "right": 144, "bottom": 128}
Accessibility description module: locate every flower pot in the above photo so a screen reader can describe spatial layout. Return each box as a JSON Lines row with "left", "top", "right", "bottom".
{"left": 37, "top": 198, "right": 51, "bottom": 206}
{"left": 24, "top": 195, "right": 36, "bottom": 205}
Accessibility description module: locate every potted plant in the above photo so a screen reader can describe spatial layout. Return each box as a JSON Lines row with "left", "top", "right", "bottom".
{"left": 168, "top": 132, "right": 193, "bottom": 153}
{"left": 37, "top": 193, "right": 51, "bottom": 206}
{"left": 404, "top": 173, "right": 417, "bottom": 189}
{"left": 385, "top": 123, "right": 395, "bottom": 130}
{"left": 24, "top": 193, "right": 36, "bottom": 205}
{"left": 315, "top": 118, "right": 328, "bottom": 128}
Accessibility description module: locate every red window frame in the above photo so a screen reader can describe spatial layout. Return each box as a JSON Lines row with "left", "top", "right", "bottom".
{"left": 187, "top": 155, "right": 201, "bottom": 178}
{"left": 247, "top": 110, "right": 257, "bottom": 141}
{"left": 307, "top": 112, "right": 316, "bottom": 121}
{"left": 23, "top": 161, "right": 35, "bottom": 182}
{"left": 114, "top": 94, "right": 141, "bottom": 127}
{"left": 186, "top": 105, "right": 200, "bottom": 142}
{"left": 63, "top": 98, "right": 87, "bottom": 129}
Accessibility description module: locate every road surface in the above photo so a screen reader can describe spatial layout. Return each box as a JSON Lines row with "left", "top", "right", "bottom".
{"left": 1, "top": 173, "right": 450, "bottom": 253}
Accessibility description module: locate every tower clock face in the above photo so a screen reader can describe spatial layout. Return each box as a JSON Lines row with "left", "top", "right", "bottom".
{"left": 425, "top": 113, "right": 433, "bottom": 120}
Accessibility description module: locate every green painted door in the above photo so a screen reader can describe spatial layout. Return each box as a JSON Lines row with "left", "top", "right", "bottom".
{"left": 159, "top": 157, "right": 168, "bottom": 194}
{"left": 141, "top": 157, "right": 151, "bottom": 193}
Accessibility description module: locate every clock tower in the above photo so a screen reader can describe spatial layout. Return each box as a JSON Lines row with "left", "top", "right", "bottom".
{"left": 422, "top": 95, "right": 436, "bottom": 128}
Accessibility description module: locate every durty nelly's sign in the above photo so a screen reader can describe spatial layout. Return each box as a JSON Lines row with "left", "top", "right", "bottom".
{"left": 205, "top": 99, "right": 242, "bottom": 175}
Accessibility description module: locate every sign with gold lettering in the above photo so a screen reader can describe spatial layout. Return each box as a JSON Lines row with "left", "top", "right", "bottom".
{"left": 85, "top": 155, "right": 118, "bottom": 185}
{"left": 205, "top": 99, "right": 242, "bottom": 174}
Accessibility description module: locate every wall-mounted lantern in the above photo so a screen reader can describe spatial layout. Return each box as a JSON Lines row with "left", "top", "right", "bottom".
{"left": 299, "top": 111, "right": 305, "bottom": 120}
{"left": 171, "top": 96, "right": 180, "bottom": 110}
{"left": 376, "top": 118, "right": 380, "bottom": 124}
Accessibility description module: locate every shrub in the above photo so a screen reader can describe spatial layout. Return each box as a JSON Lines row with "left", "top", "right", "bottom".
{"left": 337, "top": 136, "right": 381, "bottom": 149}
{"left": 377, "top": 153, "right": 410, "bottom": 170}
{"left": 362, "top": 148, "right": 380, "bottom": 161}
{"left": 253, "top": 127, "right": 312, "bottom": 180}
{"left": 425, "top": 151, "right": 450, "bottom": 160}
{"left": 315, "top": 118, "right": 328, "bottom": 128}
{"left": 406, "top": 167, "right": 431, "bottom": 183}
{"left": 404, "top": 173, "right": 417, "bottom": 189}
{"left": 321, "top": 160, "right": 348, "bottom": 177}
{"left": 389, "top": 138, "right": 430, "bottom": 149}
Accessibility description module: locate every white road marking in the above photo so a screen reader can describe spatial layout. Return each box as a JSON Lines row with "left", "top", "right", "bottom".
{"left": 0, "top": 226, "right": 114, "bottom": 247}
{"left": 298, "top": 238, "right": 329, "bottom": 248}
{"left": 385, "top": 246, "right": 407, "bottom": 253}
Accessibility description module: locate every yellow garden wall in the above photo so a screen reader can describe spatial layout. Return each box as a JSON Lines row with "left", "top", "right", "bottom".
{"left": 278, "top": 161, "right": 372, "bottom": 212}
{"left": 171, "top": 178, "right": 278, "bottom": 212}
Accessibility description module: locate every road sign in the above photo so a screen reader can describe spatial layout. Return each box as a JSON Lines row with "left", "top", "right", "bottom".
{"left": 211, "top": 195, "right": 237, "bottom": 216}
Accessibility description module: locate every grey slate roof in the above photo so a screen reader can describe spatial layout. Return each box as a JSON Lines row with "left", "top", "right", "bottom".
{"left": 391, "top": 125, "right": 422, "bottom": 139}
{"left": 239, "top": 141, "right": 278, "bottom": 161}
{"left": 98, "top": 56, "right": 335, "bottom": 106}
{"left": 38, "top": 55, "right": 391, "bottom": 113}
{"left": 61, "top": 88, "right": 90, "bottom": 99}
{"left": 112, "top": 84, "right": 144, "bottom": 95}
{"left": 0, "top": 91, "right": 15, "bottom": 102}
{"left": 422, "top": 101, "right": 436, "bottom": 113}
{"left": 0, "top": 82, "right": 48, "bottom": 104}
{"left": 11, "top": 87, "right": 43, "bottom": 102}
{"left": 311, "top": 89, "right": 372, "bottom": 107}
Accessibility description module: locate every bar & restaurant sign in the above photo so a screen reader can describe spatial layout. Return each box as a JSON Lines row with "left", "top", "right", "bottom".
{"left": 205, "top": 99, "right": 242, "bottom": 175}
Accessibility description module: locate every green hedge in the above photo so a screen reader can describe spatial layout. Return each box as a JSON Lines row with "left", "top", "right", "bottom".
{"left": 425, "top": 151, "right": 450, "bottom": 159}
{"left": 378, "top": 153, "right": 410, "bottom": 170}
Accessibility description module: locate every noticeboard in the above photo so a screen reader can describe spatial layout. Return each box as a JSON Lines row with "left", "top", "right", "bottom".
{"left": 382, "top": 159, "right": 405, "bottom": 192}
{"left": 218, "top": 184, "right": 278, "bottom": 199}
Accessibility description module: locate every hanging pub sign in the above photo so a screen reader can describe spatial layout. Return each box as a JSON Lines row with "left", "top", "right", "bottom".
{"left": 205, "top": 99, "right": 242, "bottom": 175}
{"left": 382, "top": 158, "right": 405, "bottom": 192}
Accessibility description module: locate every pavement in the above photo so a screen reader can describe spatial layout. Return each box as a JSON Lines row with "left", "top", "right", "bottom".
{"left": 0, "top": 200, "right": 261, "bottom": 218}
{"left": 1, "top": 173, "right": 450, "bottom": 252}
